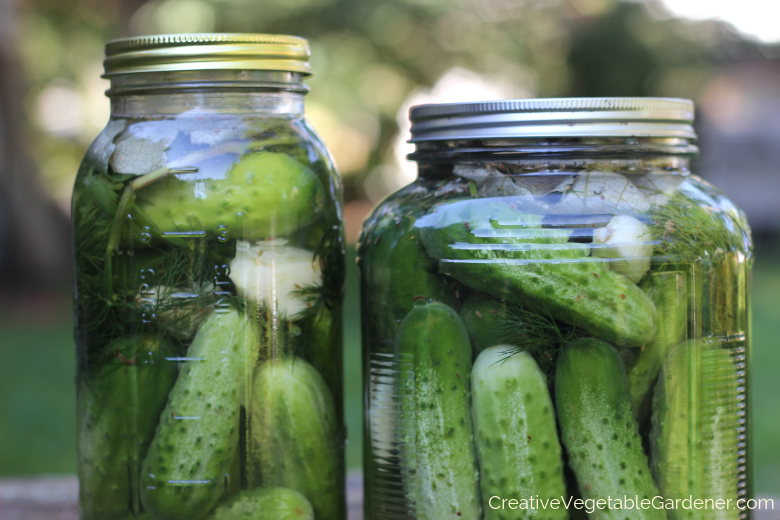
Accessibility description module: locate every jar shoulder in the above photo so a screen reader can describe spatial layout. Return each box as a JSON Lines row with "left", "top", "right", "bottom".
{"left": 73, "top": 113, "right": 343, "bottom": 246}
{"left": 79, "top": 114, "right": 335, "bottom": 173}
{"left": 359, "top": 168, "right": 752, "bottom": 259}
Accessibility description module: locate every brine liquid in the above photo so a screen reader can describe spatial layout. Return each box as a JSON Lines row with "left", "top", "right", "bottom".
{"left": 362, "top": 250, "right": 751, "bottom": 520}
{"left": 74, "top": 114, "right": 346, "bottom": 519}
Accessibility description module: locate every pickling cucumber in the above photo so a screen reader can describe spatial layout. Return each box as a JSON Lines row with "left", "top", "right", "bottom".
{"left": 138, "top": 152, "right": 325, "bottom": 241}
{"left": 628, "top": 271, "right": 688, "bottom": 420}
{"left": 556, "top": 337, "right": 664, "bottom": 520}
{"left": 395, "top": 301, "right": 481, "bottom": 520}
{"left": 210, "top": 487, "right": 314, "bottom": 520}
{"left": 471, "top": 347, "right": 567, "bottom": 520}
{"left": 299, "top": 303, "right": 344, "bottom": 420}
{"left": 419, "top": 199, "right": 657, "bottom": 348}
{"left": 141, "top": 308, "right": 257, "bottom": 520}
{"left": 359, "top": 195, "right": 464, "bottom": 351}
{"left": 650, "top": 340, "right": 690, "bottom": 519}
{"left": 651, "top": 338, "right": 740, "bottom": 520}
{"left": 78, "top": 336, "right": 177, "bottom": 520}
{"left": 700, "top": 343, "right": 740, "bottom": 518}
{"left": 459, "top": 292, "right": 509, "bottom": 356}
{"left": 250, "top": 357, "right": 344, "bottom": 520}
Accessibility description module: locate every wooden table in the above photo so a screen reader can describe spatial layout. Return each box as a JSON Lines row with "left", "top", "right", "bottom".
{"left": 1, "top": 475, "right": 776, "bottom": 520}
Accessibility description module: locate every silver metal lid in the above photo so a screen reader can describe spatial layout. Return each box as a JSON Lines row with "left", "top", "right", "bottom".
{"left": 409, "top": 97, "right": 696, "bottom": 142}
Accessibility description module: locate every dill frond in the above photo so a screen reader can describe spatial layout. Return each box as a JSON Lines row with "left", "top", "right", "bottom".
{"left": 496, "top": 301, "right": 585, "bottom": 379}
{"left": 646, "top": 195, "right": 746, "bottom": 261}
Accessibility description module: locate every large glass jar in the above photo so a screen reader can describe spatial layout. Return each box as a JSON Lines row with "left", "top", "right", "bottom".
{"left": 73, "top": 34, "right": 345, "bottom": 520}
{"left": 359, "top": 98, "right": 753, "bottom": 520}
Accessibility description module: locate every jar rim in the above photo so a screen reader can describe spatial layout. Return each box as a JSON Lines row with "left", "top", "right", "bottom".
{"left": 409, "top": 97, "right": 696, "bottom": 142}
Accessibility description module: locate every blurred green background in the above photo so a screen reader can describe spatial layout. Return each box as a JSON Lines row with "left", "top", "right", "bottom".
{"left": 0, "top": 0, "right": 779, "bottom": 494}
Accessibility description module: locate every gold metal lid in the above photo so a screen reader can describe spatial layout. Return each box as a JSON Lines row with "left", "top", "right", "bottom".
{"left": 103, "top": 33, "right": 311, "bottom": 77}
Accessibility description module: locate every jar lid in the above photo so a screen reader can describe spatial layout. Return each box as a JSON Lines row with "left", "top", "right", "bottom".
{"left": 409, "top": 97, "right": 696, "bottom": 141}
{"left": 103, "top": 33, "right": 311, "bottom": 77}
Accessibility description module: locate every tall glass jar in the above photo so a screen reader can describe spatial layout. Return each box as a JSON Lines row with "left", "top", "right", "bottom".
{"left": 359, "top": 98, "right": 753, "bottom": 520}
{"left": 73, "top": 34, "right": 345, "bottom": 520}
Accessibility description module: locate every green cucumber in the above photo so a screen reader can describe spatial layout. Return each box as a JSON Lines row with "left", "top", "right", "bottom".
{"left": 138, "top": 152, "right": 325, "bottom": 241}
{"left": 700, "top": 343, "right": 740, "bottom": 517}
{"left": 395, "top": 301, "right": 481, "bottom": 520}
{"left": 628, "top": 271, "right": 688, "bottom": 420}
{"left": 250, "top": 357, "right": 344, "bottom": 520}
{"left": 419, "top": 199, "right": 657, "bottom": 348}
{"left": 650, "top": 340, "right": 691, "bottom": 519}
{"left": 556, "top": 338, "right": 664, "bottom": 520}
{"left": 210, "top": 488, "right": 314, "bottom": 520}
{"left": 78, "top": 336, "right": 177, "bottom": 520}
{"left": 358, "top": 196, "right": 464, "bottom": 351}
{"left": 471, "top": 347, "right": 567, "bottom": 520}
{"left": 459, "top": 292, "right": 509, "bottom": 356}
{"left": 299, "top": 303, "right": 343, "bottom": 421}
{"left": 651, "top": 338, "right": 740, "bottom": 520}
{"left": 141, "top": 308, "right": 257, "bottom": 520}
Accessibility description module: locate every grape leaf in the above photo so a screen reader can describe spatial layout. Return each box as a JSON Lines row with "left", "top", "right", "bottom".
{"left": 188, "top": 117, "right": 244, "bottom": 146}
{"left": 454, "top": 163, "right": 534, "bottom": 198}
{"left": 433, "top": 179, "right": 470, "bottom": 198}
{"left": 547, "top": 171, "right": 650, "bottom": 215}
{"left": 631, "top": 171, "right": 685, "bottom": 207}
{"left": 92, "top": 119, "right": 127, "bottom": 168}
{"left": 109, "top": 120, "right": 179, "bottom": 174}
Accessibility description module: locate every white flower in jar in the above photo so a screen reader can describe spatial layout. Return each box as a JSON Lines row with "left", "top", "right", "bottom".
{"left": 230, "top": 239, "right": 322, "bottom": 317}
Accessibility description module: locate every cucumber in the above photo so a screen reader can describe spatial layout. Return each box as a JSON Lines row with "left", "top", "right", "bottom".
{"left": 700, "top": 344, "right": 740, "bottom": 517}
{"left": 141, "top": 308, "right": 257, "bottom": 520}
{"left": 651, "top": 338, "right": 740, "bottom": 520}
{"left": 471, "top": 347, "right": 567, "bottom": 520}
{"left": 650, "top": 340, "right": 691, "bottom": 519}
{"left": 358, "top": 196, "right": 464, "bottom": 352}
{"left": 628, "top": 271, "right": 688, "bottom": 420}
{"left": 210, "top": 488, "right": 314, "bottom": 520}
{"left": 250, "top": 357, "right": 344, "bottom": 520}
{"left": 459, "top": 292, "right": 509, "bottom": 356}
{"left": 395, "top": 301, "right": 481, "bottom": 520}
{"left": 299, "top": 303, "right": 343, "bottom": 421}
{"left": 418, "top": 199, "right": 657, "bottom": 348}
{"left": 138, "top": 152, "right": 325, "bottom": 241}
{"left": 359, "top": 195, "right": 465, "bottom": 500}
{"left": 78, "top": 336, "right": 177, "bottom": 520}
{"left": 555, "top": 338, "right": 664, "bottom": 520}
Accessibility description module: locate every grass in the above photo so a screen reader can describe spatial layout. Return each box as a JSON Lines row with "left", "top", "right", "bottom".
{"left": 749, "top": 240, "right": 780, "bottom": 492}
{"left": 0, "top": 304, "right": 77, "bottom": 475}
{"left": 1, "top": 244, "right": 778, "bottom": 495}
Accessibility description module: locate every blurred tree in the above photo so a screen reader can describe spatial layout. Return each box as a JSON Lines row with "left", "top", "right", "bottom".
{"left": 0, "top": 0, "right": 70, "bottom": 290}
{"left": 5, "top": 0, "right": 778, "bottom": 287}
{"left": 568, "top": 2, "right": 659, "bottom": 96}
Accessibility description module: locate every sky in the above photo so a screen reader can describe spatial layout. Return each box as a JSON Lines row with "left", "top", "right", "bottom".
{"left": 659, "top": 0, "right": 780, "bottom": 44}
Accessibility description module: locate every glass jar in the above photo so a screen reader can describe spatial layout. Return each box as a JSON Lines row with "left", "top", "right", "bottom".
{"left": 359, "top": 98, "right": 753, "bottom": 520}
{"left": 73, "top": 34, "right": 345, "bottom": 520}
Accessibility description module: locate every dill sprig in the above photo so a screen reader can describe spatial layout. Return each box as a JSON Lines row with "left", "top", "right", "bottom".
{"left": 645, "top": 191, "right": 750, "bottom": 338}
{"left": 645, "top": 195, "right": 747, "bottom": 261}
{"left": 73, "top": 165, "right": 234, "bottom": 374}
{"left": 496, "top": 301, "right": 585, "bottom": 379}
{"left": 290, "top": 284, "right": 325, "bottom": 317}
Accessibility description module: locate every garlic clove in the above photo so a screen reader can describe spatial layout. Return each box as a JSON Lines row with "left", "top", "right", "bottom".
{"left": 593, "top": 215, "right": 652, "bottom": 284}
{"left": 230, "top": 240, "right": 322, "bottom": 317}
